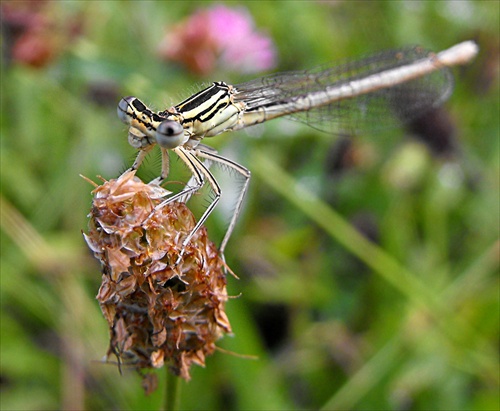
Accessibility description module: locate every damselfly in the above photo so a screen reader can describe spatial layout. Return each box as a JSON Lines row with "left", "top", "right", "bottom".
{"left": 117, "top": 41, "right": 478, "bottom": 260}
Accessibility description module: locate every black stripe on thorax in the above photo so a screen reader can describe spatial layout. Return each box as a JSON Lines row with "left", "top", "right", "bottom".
{"left": 176, "top": 82, "right": 230, "bottom": 113}
{"left": 198, "top": 100, "right": 231, "bottom": 122}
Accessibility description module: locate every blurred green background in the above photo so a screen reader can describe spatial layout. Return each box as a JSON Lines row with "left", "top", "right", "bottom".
{"left": 1, "top": 1, "right": 498, "bottom": 410}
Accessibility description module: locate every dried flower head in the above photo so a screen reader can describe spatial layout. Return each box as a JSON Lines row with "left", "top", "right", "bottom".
{"left": 83, "top": 170, "right": 231, "bottom": 385}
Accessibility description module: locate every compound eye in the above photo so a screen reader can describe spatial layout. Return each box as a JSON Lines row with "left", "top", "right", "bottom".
{"left": 156, "top": 121, "right": 184, "bottom": 149}
{"left": 117, "top": 96, "right": 135, "bottom": 124}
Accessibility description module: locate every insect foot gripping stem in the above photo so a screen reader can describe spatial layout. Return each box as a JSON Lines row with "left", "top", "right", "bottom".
{"left": 83, "top": 170, "right": 232, "bottom": 391}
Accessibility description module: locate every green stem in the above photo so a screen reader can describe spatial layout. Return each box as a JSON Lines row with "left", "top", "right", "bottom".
{"left": 163, "top": 369, "right": 180, "bottom": 411}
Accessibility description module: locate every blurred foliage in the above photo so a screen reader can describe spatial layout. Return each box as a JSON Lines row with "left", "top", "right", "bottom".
{"left": 1, "top": 1, "right": 499, "bottom": 410}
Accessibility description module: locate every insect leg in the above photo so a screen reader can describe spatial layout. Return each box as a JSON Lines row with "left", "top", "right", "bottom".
{"left": 195, "top": 147, "right": 251, "bottom": 255}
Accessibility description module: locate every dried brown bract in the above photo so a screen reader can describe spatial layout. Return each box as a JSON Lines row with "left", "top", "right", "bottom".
{"left": 83, "top": 171, "right": 231, "bottom": 384}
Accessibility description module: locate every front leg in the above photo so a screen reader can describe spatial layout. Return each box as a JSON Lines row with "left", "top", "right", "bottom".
{"left": 148, "top": 147, "right": 170, "bottom": 186}
{"left": 130, "top": 147, "right": 152, "bottom": 172}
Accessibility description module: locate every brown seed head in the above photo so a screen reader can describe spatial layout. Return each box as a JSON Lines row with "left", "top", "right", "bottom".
{"left": 83, "top": 171, "right": 231, "bottom": 383}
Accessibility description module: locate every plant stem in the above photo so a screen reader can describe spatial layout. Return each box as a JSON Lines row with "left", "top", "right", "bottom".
{"left": 164, "top": 369, "right": 180, "bottom": 411}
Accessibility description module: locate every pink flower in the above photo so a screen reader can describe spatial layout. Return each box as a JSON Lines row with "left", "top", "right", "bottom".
{"left": 158, "top": 5, "right": 276, "bottom": 76}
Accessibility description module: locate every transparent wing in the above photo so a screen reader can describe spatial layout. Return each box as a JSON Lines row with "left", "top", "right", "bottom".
{"left": 233, "top": 46, "right": 454, "bottom": 134}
